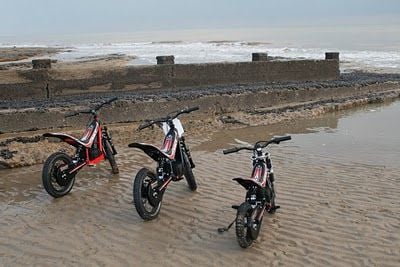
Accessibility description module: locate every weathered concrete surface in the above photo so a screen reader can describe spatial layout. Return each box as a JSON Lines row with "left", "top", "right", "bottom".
{"left": 1, "top": 72, "right": 399, "bottom": 133}
{"left": 32, "top": 59, "right": 52, "bottom": 69}
{"left": 252, "top": 53, "right": 269, "bottom": 61}
{"left": 156, "top": 55, "right": 175, "bottom": 65}
{"left": 1, "top": 72, "right": 400, "bottom": 168}
{"left": 326, "top": 52, "right": 340, "bottom": 60}
{"left": 0, "top": 59, "right": 339, "bottom": 100}
{"left": 1, "top": 87, "right": 399, "bottom": 169}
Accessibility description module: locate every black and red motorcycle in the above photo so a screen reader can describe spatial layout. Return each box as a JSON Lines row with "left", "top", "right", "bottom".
{"left": 218, "top": 136, "right": 292, "bottom": 248}
{"left": 42, "top": 97, "right": 119, "bottom": 198}
{"left": 128, "top": 107, "right": 199, "bottom": 220}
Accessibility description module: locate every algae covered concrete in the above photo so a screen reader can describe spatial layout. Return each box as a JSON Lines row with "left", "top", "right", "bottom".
{"left": 0, "top": 58, "right": 339, "bottom": 100}
{"left": 1, "top": 72, "right": 400, "bottom": 168}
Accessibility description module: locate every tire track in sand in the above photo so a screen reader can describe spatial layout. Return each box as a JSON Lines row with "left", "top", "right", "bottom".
{"left": 0, "top": 142, "right": 399, "bottom": 266}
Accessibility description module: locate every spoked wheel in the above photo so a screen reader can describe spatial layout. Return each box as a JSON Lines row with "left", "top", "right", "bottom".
{"left": 42, "top": 152, "right": 76, "bottom": 198}
{"left": 103, "top": 139, "right": 119, "bottom": 174}
{"left": 236, "top": 202, "right": 260, "bottom": 248}
{"left": 182, "top": 152, "right": 197, "bottom": 191}
{"left": 133, "top": 168, "right": 162, "bottom": 220}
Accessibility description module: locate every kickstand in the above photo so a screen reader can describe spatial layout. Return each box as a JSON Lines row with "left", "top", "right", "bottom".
{"left": 268, "top": 205, "right": 281, "bottom": 213}
{"left": 218, "top": 218, "right": 236, "bottom": 234}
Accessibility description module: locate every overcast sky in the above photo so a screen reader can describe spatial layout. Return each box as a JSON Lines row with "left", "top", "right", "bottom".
{"left": 1, "top": 0, "right": 400, "bottom": 46}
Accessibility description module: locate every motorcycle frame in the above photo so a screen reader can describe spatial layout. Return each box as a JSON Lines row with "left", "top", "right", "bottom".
{"left": 52, "top": 114, "right": 116, "bottom": 176}
{"left": 154, "top": 121, "right": 189, "bottom": 192}
{"left": 235, "top": 149, "right": 275, "bottom": 221}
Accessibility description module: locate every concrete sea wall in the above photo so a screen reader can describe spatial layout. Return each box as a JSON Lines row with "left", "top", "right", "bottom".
{"left": 0, "top": 53, "right": 339, "bottom": 100}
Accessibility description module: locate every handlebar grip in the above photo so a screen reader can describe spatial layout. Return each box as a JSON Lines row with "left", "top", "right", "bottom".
{"left": 274, "top": 136, "right": 292, "bottom": 143}
{"left": 185, "top": 106, "right": 199, "bottom": 113}
{"left": 94, "top": 97, "right": 118, "bottom": 111}
{"left": 138, "top": 121, "right": 153, "bottom": 131}
{"left": 65, "top": 112, "right": 79, "bottom": 118}
{"left": 105, "top": 97, "right": 118, "bottom": 105}
{"left": 223, "top": 147, "right": 238, "bottom": 154}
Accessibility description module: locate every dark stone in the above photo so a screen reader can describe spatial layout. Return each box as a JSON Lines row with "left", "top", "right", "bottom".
{"left": 156, "top": 55, "right": 175, "bottom": 65}
{"left": 252, "top": 53, "right": 268, "bottom": 62}
{"left": 219, "top": 115, "right": 247, "bottom": 125}
{"left": 32, "top": 59, "right": 52, "bottom": 69}
{"left": 325, "top": 52, "right": 340, "bottom": 60}
{"left": 0, "top": 162, "right": 11, "bottom": 169}
{"left": 0, "top": 149, "right": 17, "bottom": 159}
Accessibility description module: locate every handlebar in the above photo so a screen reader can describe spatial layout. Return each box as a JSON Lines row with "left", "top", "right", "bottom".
{"left": 222, "top": 135, "right": 292, "bottom": 155}
{"left": 222, "top": 147, "right": 238, "bottom": 155}
{"left": 138, "top": 106, "right": 199, "bottom": 131}
{"left": 93, "top": 97, "right": 118, "bottom": 112}
{"left": 273, "top": 135, "right": 291, "bottom": 143}
{"left": 65, "top": 110, "right": 91, "bottom": 118}
{"left": 64, "top": 97, "right": 118, "bottom": 118}
{"left": 181, "top": 106, "right": 199, "bottom": 114}
{"left": 138, "top": 120, "right": 159, "bottom": 131}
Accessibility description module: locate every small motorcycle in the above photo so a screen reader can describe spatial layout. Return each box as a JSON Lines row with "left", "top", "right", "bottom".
{"left": 218, "top": 136, "right": 291, "bottom": 248}
{"left": 128, "top": 107, "right": 199, "bottom": 220}
{"left": 42, "top": 97, "right": 119, "bottom": 198}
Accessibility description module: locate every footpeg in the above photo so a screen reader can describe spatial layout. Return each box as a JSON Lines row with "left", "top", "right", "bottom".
{"left": 231, "top": 205, "right": 239, "bottom": 210}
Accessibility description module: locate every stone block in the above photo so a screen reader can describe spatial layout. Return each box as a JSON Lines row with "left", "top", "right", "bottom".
{"left": 156, "top": 55, "right": 175, "bottom": 65}
{"left": 325, "top": 52, "right": 340, "bottom": 60}
{"left": 32, "top": 59, "right": 52, "bottom": 69}
{"left": 252, "top": 53, "right": 268, "bottom": 62}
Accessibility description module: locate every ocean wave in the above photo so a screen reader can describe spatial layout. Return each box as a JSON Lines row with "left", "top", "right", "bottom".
{"left": 1, "top": 42, "right": 399, "bottom": 73}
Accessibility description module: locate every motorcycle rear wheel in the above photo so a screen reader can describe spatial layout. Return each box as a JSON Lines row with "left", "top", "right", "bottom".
{"left": 133, "top": 168, "right": 162, "bottom": 221}
{"left": 42, "top": 152, "right": 76, "bottom": 198}
{"left": 236, "top": 202, "right": 257, "bottom": 248}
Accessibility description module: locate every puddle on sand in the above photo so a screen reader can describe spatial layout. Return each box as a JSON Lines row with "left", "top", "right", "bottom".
{"left": 4, "top": 97, "right": 388, "bottom": 203}
{"left": 196, "top": 100, "right": 400, "bottom": 169}
{"left": 1, "top": 99, "right": 399, "bottom": 203}
{"left": 0, "top": 100, "right": 399, "bottom": 266}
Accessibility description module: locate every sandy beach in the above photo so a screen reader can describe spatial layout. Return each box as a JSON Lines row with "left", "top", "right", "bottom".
{"left": 1, "top": 44, "right": 399, "bottom": 267}
{"left": 2, "top": 1, "right": 400, "bottom": 265}
{"left": 1, "top": 101, "right": 399, "bottom": 266}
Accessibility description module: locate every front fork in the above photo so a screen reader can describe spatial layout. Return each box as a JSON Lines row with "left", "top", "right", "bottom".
{"left": 180, "top": 136, "right": 195, "bottom": 168}
{"left": 102, "top": 126, "right": 118, "bottom": 155}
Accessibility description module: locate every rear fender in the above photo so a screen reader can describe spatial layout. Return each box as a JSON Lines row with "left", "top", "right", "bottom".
{"left": 129, "top": 143, "right": 167, "bottom": 162}
{"left": 233, "top": 177, "right": 264, "bottom": 190}
{"left": 43, "top": 133, "right": 81, "bottom": 148}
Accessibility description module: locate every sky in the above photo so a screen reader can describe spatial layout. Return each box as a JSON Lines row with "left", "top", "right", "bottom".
{"left": 1, "top": 0, "right": 400, "bottom": 47}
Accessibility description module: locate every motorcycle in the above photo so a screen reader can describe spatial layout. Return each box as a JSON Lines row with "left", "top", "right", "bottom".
{"left": 128, "top": 107, "right": 199, "bottom": 220}
{"left": 218, "top": 136, "right": 292, "bottom": 248}
{"left": 42, "top": 97, "right": 119, "bottom": 198}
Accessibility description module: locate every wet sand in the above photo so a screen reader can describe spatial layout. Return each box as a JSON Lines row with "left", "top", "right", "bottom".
{"left": 0, "top": 47, "right": 63, "bottom": 63}
{"left": 0, "top": 47, "right": 134, "bottom": 71}
{"left": 1, "top": 102, "right": 400, "bottom": 266}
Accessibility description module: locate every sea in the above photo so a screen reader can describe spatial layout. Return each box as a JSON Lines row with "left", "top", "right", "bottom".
{"left": 1, "top": 27, "right": 400, "bottom": 73}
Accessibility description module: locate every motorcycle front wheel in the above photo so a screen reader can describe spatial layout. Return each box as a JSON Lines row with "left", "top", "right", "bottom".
{"left": 103, "top": 139, "right": 119, "bottom": 174}
{"left": 182, "top": 152, "right": 197, "bottom": 191}
{"left": 133, "top": 168, "right": 162, "bottom": 221}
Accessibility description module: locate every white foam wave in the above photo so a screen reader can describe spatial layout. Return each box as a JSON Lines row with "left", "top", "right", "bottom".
{"left": 1, "top": 41, "right": 399, "bottom": 73}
